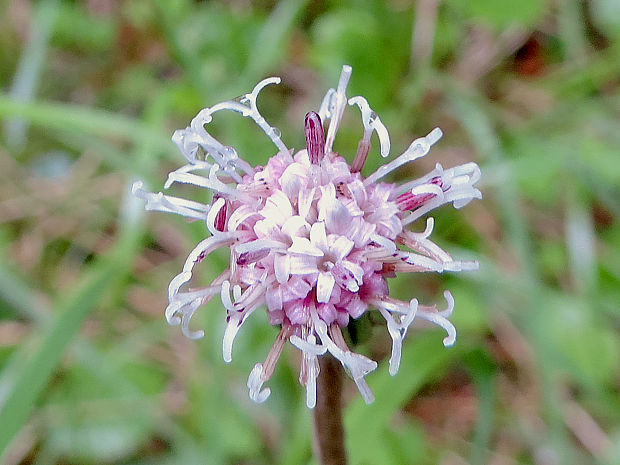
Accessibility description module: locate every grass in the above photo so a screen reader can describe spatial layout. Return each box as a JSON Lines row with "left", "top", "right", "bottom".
{"left": 0, "top": 1, "right": 619, "bottom": 464}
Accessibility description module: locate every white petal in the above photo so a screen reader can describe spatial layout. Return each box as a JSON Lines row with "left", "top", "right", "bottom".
{"left": 288, "top": 255, "right": 319, "bottom": 275}
{"left": 316, "top": 272, "right": 336, "bottom": 303}
{"left": 260, "top": 190, "right": 293, "bottom": 226}
{"left": 310, "top": 222, "right": 328, "bottom": 252}
{"left": 253, "top": 218, "right": 279, "bottom": 238}
{"left": 288, "top": 237, "right": 324, "bottom": 257}
{"left": 323, "top": 198, "right": 352, "bottom": 235}
{"left": 280, "top": 163, "right": 308, "bottom": 198}
{"left": 274, "top": 254, "right": 290, "bottom": 284}
{"left": 340, "top": 260, "right": 364, "bottom": 288}
{"left": 328, "top": 236, "right": 354, "bottom": 261}
{"left": 298, "top": 187, "right": 316, "bottom": 221}
{"left": 281, "top": 215, "right": 309, "bottom": 239}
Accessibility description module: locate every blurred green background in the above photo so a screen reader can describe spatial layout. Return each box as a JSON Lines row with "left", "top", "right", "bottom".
{"left": 1, "top": 0, "right": 619, "bottom": 464}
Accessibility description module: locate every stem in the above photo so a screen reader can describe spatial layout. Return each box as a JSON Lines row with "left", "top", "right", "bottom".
{"left": 313, "top": 354, "right": 347, "bottom": 465}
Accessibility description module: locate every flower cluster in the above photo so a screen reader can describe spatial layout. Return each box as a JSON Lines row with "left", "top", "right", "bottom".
{"left": 133, "top": 66, "right": 480, "bottom": 408}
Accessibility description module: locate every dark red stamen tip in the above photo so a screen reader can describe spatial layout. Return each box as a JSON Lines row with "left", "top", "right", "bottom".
{"left": 396, "top": 178, "right": 447, "bottom": 212}
{"left": 305, "top": 111, "right": 325, "bottom": 164}
{"left": 214, "top": 195, "right": 228, "bottom": 232}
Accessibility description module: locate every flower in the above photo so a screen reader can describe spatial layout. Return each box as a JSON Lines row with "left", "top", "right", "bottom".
{"left": 133, "top": 66, "right": 481, "bottom": 408}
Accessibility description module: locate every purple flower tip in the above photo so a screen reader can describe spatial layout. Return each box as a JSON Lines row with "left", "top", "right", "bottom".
{"left": 305, "top": 111, "right": 325, "bottom": 164}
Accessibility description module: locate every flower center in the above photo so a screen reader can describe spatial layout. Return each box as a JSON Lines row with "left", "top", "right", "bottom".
{"left": 319, "top": 259, "right": 335, "bottom": 272}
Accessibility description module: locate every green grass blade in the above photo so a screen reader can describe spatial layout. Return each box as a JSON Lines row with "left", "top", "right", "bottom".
{"left": 3, "top": 0, "right": 59, "bottom": 150}
{"left": 0, "top": 94, "right": 170, "bottom": 149}
{"left": 0, "top": 222, "right": 142, "bottom": 457}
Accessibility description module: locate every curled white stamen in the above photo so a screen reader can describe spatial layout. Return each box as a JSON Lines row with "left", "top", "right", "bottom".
{"left": 369, "top": 233, "right": 397, "bottom": 254}
{"left": 364, "top": 128, "right": 443, "bottom": 186}
{"left": 397, "top": 162, "right": 481, "bottom": 195}
{"left": 181, "top": 233, "right": 239, "bottom": 274}
{"left": 422, "top": 217, "right": 435, "bottom": 238}
{"left": 200, "top": 78, "right": 288, "bottom": 155}
{"left": 416, "top": 291, "right": 457, "bottom": 347}
{"left": 165, "top": 271, "right": 230, "bottom": 339}
{"left": 164, "top": 169, "right": 248, "bottom": 200}
{"left": 235, "top": 239, "right": 286, "bottom": 255}
{"left": 131, "top": 181, "right": 210, "bottom": 220}
{"left": 443, "top": 260, "right": 480, "bottom": 272}
{"left": 222, "top": 279, "right": 271, "bottom": 363}
{"left": 378, "top": 298, "right": 418, "bottom": 375}
{"left": 290, "top": 334, "right": 328, "bottom": 356}
{"left": 323, "top": 65, "right": 352, "bottom": 154}
{"left": 439, "top": 290, "right": 455, "bottom": 317}
{"left": 310, "top": 309, "right": 377, "bottom": 404}
{"left": 348, "top": 95, "right": 390, "bottom": 157}
{"left": 206, "top": 197, "right": 226, "bottom": 235}
{"left": 402, "top": 186, "right": 481, "bottom": 226}
{"left": 227, "top": 205, "right": 261, "bottom": 232}
{"left": 163, "top": 161, "right": 214, "bottom": 189}
{"left": 247, "top": 363, "right": 271, "bottom": 403}
{"left": 411, "top": 183, "right": 444, "bottom": 198}
{"left": 318, "top": 89, "right": 336, "bottom": 123}
{"left": 391, "top": 251, "right": 445, "bottom": 272}
{"left": 223, "top": 312, "right": 243, "bottom": 363}
{"left": 304, "top": 350, "right": 319, "bottom": 409}
{"left": 179, "top": 77, "right": 290, "bottom": 173}
{"left": 244, "top": 77, "right": 290, "bottom": 158}
{"left": 220, "top": 280, "right": 234, "bottom": 312}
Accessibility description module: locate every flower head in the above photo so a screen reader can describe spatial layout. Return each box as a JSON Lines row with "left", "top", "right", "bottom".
{"left": 133, "top": 66, "right": 481, "bottom": 408}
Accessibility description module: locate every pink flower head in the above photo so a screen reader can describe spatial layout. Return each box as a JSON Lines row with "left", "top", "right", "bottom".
{"left": 133, "top": 66, "right": 481, "bottom": 408}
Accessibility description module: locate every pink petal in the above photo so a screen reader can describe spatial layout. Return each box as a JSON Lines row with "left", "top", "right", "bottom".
{"left": 316, "top": 303, "right": 337, "bottom": 325}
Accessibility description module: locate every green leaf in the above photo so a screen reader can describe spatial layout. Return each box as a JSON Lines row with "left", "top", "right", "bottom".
{"left": 345, "top": 334, "right": 458, "bottom": 465}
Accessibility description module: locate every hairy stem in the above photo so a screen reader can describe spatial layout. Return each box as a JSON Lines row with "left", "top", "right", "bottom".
{"left": 313, "top": 354, "right": 347, "bottom": 465}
